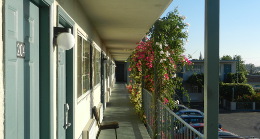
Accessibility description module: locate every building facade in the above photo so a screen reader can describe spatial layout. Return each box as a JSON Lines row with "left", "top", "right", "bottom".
{"left": 182, "top": 60, "right": 237, "bottom": 102}
{"left": 247, "top": 75, "right": 260, "bottom": 90}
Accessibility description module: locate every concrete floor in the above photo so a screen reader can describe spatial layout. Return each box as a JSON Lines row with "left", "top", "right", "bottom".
{"left": 99, "top": 83, "right": 151, "bottom": 139}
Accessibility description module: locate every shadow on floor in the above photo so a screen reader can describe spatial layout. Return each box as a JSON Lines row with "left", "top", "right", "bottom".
{"left": 99, "top": 83, "right": 151, "bottom": 139}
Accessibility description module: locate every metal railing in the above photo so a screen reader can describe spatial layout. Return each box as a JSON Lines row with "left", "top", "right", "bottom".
{"left": 236, "top": 102, "right": 253, "bottom": 110}
{"left": 256, "top": 102, "right": 260, "bottom": 110}
{"left": 143, "top": 89, "right": 204, "bottom": 139}
{"left": 220, "top": 98, "right": 260, "bottom": 111}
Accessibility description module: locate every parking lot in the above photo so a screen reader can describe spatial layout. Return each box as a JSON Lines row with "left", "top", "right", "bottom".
{"left": 219, "top": 111, "right": 260, "bottom": 138}
{"left": 188, "top": 103, "right": 260, "bottom": 138}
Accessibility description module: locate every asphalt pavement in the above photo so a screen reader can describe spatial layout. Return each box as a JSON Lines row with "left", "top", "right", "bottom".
{"left": 188, "top": 102, "right": 260, "bottom": 138}
{"left": 219, "top": 110, "right": 260, "bottom": 138}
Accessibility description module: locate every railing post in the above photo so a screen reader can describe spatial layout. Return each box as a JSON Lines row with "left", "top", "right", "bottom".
{"left": 153, "top": 60, "right": 159, "bottom": 138}
{"left": 204, "top": 0, "right": 220, "bottom": 139}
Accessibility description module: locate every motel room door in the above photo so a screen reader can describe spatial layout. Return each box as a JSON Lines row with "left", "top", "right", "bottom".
{"left": 5, "top": 1, "right": 40, "bottom": 138}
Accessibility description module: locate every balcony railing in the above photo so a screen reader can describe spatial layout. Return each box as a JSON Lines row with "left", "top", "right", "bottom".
{"left": 143, "top": 89, "right": 204, "bottom": 139}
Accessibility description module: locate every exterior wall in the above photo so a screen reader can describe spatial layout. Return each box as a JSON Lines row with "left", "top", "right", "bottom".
{"left": 52, "top": 3, "right": 58, "bottom": 139}
{"left": 56, "top": 2, "right": 115, "bottom": 139}
{"left": 0, "top": 0, "right": 4, "bottom": 138}
{"left": 1, "top": 0, "right": 115, "bottom": 138}
{"left": 93, "top": 85, "right": 101, "bottom": 107}
{"left": 56, "top": 0, "right": 102, "bottom": 47}
{"left": 183, "top": 62, "right": 204, "bottom": 81}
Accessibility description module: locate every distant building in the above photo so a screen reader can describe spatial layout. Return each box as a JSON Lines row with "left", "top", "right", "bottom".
{"left": 181, "top": 60, "right": 237, "bottom": 102}
{"left": 246, "top": 75, "right": 260, "bottom": 90}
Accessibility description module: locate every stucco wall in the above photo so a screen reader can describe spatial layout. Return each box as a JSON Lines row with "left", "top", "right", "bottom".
{"left": 0, "top": 0, "right": 4, "bottom": 138}
{"left": 56, "top": 1, "right": 109, "bottom": 139}
{"left": 57, "top": 0, "right": 103, "bottom": 48}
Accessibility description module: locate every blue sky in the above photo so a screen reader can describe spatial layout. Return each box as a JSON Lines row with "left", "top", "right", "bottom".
{"left": 161, "top": 0, "right": 260, "bottom": 66}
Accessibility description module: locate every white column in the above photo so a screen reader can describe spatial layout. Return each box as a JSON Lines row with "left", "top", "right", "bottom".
{"left": 0, "top": 1, "right": 4, "bottom": 138}
{"left": 204, "top": 0, "right": 220, "bottom": 139}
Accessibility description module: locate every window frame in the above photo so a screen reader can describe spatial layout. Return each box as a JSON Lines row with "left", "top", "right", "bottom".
{"left": 92, "top": 43, "right": 101, "bottom": 87}
{"left": 77, "top": 32, "right": 91, "bottom": 99}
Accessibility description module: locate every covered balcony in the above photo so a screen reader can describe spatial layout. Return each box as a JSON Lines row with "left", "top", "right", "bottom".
{"left": 66, "top": 0, "right": 220, "bottom": 138}
{"left": 82, "top": 0, "right": 220, "bottom": 138}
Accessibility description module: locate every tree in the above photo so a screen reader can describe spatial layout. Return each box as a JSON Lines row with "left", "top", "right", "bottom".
{"left": 224, "top": 72, "right": 247, "bottom": 83}
{"left": 187, "top": 73, "right": 204, "bottom": 92}
{"left": 220, "top": 55, "right": 232, "bottom": 60}
{"left": 233, "top": 55, "right": 247, "bottom": 74}
{"left": 245, "top": 63, "right": 260, "bottom": 75}
{"left": 199, "top": 52, "right": 203, "bottom": 60}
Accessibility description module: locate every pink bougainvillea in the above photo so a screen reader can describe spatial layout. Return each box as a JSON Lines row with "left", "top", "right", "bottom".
{"left": 163, "top": 98, "right": 169, "bottom": 104}
{"left": 127, "top": 9, "right": 192, "bottom": 127}
{"left": 164, "top": 74, "right": 169, "bottom": 80}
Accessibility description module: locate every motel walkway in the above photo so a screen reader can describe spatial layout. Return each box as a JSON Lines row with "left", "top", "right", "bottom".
{"left": 99, "top": 83, "right": 151, "bottom": 139}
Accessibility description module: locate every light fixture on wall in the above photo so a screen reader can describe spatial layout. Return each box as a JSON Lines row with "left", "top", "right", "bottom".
{"left": 54, "top": 27, "right": 75, "bottom": 50}
{"left": 102, "top": 57, "right": 108, "bottom": 63}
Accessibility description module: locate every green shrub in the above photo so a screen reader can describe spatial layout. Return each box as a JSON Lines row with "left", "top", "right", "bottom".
{"left": 219, "top": 83, "right": 255, "bottom": 101}
{"left": 187, "top": 73, "right": 204, "bottom": 87}
{"left": 224, "top": 72, "right": 247, "bottom": 83}
{"left": 236, "top": 93, "right": 260, "bottom": 102}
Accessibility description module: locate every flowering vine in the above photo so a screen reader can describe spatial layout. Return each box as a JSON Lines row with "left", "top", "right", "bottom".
{"left": 127, "top": 8, "right": 192, "bottom": 122}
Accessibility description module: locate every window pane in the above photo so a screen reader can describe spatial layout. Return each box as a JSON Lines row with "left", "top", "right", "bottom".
{"left": 83, "top": 40, "right": 90, "bottom": 91}
{"left": 93, "top": 48, "right": 101, "bottom": 86}
{"left": 77, "top": 34, "right": 91, "bottom": 98}
{"left": 82, "top": 75, "right": 86, "bottom": 93}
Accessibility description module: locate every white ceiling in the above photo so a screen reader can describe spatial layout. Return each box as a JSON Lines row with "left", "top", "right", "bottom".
{"left": 78, "top": 0, "right": 172, "bottom": 61}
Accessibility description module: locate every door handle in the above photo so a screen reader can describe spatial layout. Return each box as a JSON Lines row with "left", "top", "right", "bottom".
{"left": 63, "top": 103, "right": 71, "bottom": 129}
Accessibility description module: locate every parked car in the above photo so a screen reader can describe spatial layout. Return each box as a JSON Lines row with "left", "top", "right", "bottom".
{"left": 180, "top": 115, "right": 204, "bottom": 124}
{"left": 175, "top": 122, "right": 204, "bottom": 139}
{"left": 218, "top": 130, "right": 244, "bottom": 138}
{"left": 190, "top": 123, "right": 204, "bottom": 133}
{"left": 180, "top": 115, "right": 222, "bottom": 129}
{"left": 176, "top": 109, "right": 204, "bottom": 116}
{"left": 172, "top": 104, "right": 189, "bottom": 112}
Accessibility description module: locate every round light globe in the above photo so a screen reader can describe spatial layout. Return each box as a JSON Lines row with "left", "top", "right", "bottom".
{"left": 57, "top": 32, "right": 75, "bottom": 50}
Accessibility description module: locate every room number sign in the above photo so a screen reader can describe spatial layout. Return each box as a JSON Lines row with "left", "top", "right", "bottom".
{"left": 17, "top": 41, "right": 25, "bottom": 58}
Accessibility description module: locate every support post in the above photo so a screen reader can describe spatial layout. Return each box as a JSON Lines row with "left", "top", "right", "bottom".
{"left": 204, "top": 0, "right": 220, "bottom": 139}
